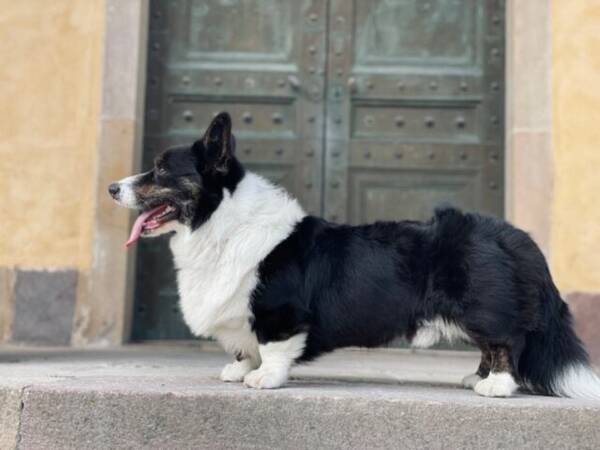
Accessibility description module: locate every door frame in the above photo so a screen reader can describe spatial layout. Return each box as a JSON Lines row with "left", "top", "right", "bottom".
{"left": 75, "top": 0, "right": 553, "bottom": 346}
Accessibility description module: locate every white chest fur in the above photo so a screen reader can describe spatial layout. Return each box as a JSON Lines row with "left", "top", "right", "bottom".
{"left": 169, "top": 173, "right": 305, "bottom": 357}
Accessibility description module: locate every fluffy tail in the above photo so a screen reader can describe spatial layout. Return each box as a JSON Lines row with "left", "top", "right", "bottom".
{"left": 518, "top": 279, "right": 600, "bottom": 399}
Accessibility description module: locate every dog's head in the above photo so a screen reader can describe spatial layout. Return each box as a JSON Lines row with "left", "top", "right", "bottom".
{"left": 108, "top": 112, "right": 244, "bottom": 247}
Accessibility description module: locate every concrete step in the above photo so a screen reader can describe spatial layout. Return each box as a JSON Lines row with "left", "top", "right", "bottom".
{"left": 1, "top": 344, "right": 599, "bottom": 449}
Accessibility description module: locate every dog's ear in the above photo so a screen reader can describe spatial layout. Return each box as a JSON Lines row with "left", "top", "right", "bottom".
{"left": 198, "top": 112, "right": 235, "bottom": 174}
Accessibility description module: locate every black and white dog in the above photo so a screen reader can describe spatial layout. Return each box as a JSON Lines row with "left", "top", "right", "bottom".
{"left": 109, "top": 113, "right": 600, "bottom": 398}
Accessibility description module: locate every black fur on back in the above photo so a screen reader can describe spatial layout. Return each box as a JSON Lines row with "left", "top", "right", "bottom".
{"left": 250, "top": 207, "right": 590, "bottom": 395}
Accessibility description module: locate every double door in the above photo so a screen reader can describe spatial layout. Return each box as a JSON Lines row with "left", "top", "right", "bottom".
{"left": 134, "top": 0, "right": 505, "bottom": 340}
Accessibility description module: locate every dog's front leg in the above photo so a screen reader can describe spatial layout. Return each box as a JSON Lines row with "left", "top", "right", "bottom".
{"left": 215, "top": 325, "right": 261, "bottom": 382}
{"left": 243, "top": 333, "right": 307, "bottom": 389}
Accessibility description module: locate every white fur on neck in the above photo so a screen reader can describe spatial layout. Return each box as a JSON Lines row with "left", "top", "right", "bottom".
{"left": 169, "top": 172, "right": 305, "bottom": 356}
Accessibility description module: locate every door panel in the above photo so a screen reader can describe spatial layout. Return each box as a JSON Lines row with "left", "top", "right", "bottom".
{"left": 324, "top": 0, "right": 504, "bottom": 224}
{"left": 355, "top": 0, "right": 478, "bottom": 65}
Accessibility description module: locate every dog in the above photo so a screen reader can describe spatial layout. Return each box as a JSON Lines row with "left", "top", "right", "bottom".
{"left": 109, "top": 112, "right": 600, "bottom": 398}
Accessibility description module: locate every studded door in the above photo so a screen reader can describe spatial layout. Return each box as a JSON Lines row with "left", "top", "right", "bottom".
{"left": 324, "top": 0, "right": 504, "bottom": 224}
{"left": 133, "top": 0, "right": 327, "bottom": 339}
{"left": 134, "top": 0, "right": 504, "bottom": 340}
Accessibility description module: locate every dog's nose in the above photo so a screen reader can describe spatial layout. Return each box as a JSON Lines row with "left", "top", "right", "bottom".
{"left": 108, "top": 183, "right": 120, "bottom": 198}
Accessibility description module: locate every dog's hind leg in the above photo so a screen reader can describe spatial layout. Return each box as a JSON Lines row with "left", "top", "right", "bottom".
{"left": 462, "top": 343, "right": 492, "bottom": 389}
{"left": 243, "top": 333, "right": 307, "bottom": 389}
{"left": 473, "top": 345, "right": 520, "bottom": 397}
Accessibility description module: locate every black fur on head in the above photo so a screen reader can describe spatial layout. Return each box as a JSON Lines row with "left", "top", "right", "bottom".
{"left": 110, "top": 112, "right": 245, "bottom": 233}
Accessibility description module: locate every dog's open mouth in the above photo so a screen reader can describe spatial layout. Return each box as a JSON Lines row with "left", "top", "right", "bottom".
{"left": 126, "top": 204, "right": 178, "bottom": 248}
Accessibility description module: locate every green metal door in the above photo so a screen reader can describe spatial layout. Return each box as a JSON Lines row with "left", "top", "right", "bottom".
{"left": 133, "top": 0, "right": 504, "bottom": 340}
{"left": 324, "top": 0, "right": 504, "bottom": 224}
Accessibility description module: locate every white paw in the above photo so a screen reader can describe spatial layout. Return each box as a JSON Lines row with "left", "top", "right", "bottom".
{"left": 220, "top": 360, "right": 253, "bottom": 382}
{"left": 243, "top": 367, "right": 287, "bottom": 389}
{"left": 462, "top": 373, "right": 483, "bottom": 389}
{"left": 474, "top": 372, "right": 518, "bottom": 398}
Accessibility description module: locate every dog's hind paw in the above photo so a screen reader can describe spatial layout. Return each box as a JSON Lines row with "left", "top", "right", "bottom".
{"left": 243, "top": 367, "right": 288, "bottom": 389}
{"left": 474, "top": 372, "right": 518, "bottom": 398}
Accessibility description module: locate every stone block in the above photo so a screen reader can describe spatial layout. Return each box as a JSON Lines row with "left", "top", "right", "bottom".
{"left": 11, "top": 270, "right": 77, "bottom": 345}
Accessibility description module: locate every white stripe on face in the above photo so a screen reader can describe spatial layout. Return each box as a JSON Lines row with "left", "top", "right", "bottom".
{"left": 113, "top": 172, "right": 148, "bottom": 208}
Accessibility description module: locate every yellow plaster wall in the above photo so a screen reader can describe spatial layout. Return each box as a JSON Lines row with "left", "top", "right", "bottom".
{"left": 0, "top": 0, "right": 104, "bottom": 269}
{"left": 552, "top": 1, "right": 600, "bottom": 292}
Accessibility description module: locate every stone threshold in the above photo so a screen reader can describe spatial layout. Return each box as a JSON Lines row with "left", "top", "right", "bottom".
{"left": 1, "top": 344, "right": 599, "bottom": 449}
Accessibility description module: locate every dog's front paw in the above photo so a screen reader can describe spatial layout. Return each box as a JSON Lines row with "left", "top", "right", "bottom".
{"left": 461, "top": 373, "right": 482, "bottom": 389}
{"left": 474, "top": 372, "right": 518, "bottom": 398}
{"left": 220, "top": 360, "right": 253, "bottom": 382}
{"left": 243, "top": 367, "right": 287, "bottom": 389}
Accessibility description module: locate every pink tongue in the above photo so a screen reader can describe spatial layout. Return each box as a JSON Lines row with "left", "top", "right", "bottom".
{"left": 125, "top": 205, "right": 167, "bottom": 248}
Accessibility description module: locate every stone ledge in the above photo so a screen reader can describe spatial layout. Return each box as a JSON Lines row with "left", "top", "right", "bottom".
{"left": 1, "top": 345, "right": 600, "bottom": 449}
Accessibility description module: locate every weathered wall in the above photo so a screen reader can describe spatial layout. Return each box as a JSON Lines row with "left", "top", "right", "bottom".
{"left": 0, "top": 0, "right": 104, "bottom": 270}
{"left": 551, "top": 1, "right": 600, "bottom": 294}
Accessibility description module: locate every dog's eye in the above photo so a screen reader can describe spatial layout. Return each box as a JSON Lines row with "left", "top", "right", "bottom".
{"left": 153, "top": 169, "right": 166, "bottom": 184}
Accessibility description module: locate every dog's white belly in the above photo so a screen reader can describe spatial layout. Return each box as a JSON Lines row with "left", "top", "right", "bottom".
{"left": 411, "top": 317, "right": 471, "bottom": 348}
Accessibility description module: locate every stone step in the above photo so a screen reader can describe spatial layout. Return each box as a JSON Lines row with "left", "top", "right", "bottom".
{"left": 1, "top": 344, "right": 599, "bottom": 449}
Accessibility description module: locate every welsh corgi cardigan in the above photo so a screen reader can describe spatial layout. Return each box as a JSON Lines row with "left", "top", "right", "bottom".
{"left": 109, "top": 113, "right": 600, "bottom": 398}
